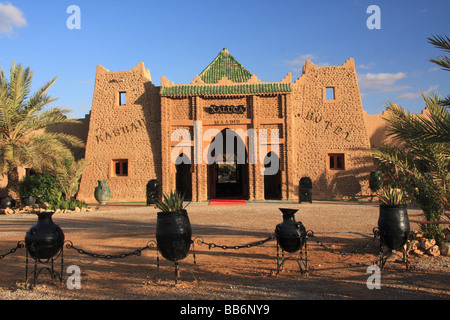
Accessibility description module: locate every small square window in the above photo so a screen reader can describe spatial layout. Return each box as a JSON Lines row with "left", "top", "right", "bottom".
{"left": 329, "top": 154, "right": 345, "bottom": 170}
{"left": 325, "top": 87, "right": 335, "bottom": 100}
{"left": 119, "top": 92, "right": 127, "bottom": 106}
{"left": 112, "top": 159, "right": 128, "bottom": 177}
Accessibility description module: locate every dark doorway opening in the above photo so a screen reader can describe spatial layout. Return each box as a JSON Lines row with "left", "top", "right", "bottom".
{"left": 175, "top": 153, "right": 192, "bottom": 201}
{"left": 264, "top": 152, "right": 281, "bottom": 200}
{"left": 208, "top": 129, "right": 248, "bottom": 199}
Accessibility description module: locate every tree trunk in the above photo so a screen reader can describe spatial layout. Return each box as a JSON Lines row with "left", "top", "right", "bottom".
{"left": 6, "top": 165, "right": 20, "bottom": 200}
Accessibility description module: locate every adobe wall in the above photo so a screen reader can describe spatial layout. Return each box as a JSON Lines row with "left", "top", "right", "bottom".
{"left": 77, "top": 63, "right": 161, "bottom": 203}
{"left": 289, "top": 59, "right": 375, "bottom": 200}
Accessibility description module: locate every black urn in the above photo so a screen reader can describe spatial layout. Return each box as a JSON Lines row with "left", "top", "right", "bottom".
{"left": 146, "top": 179, "right": 160, "bottom": 205}
{"left": 275, "top": 208, "right": 307, "bottom": 253}
{"left": 25, "top": 211, "right": 65, "bottom": 261}
{"left": 1, "top": 196, "right": 15, "bottom": 209}
{"left": 378, "top": 204, "right": 410, "bottom": 250}
{"left": 156, "top": 209, "right": 192, "bottom": 261}
{"left": 22, "top": 196, "right": 37, "bottom": 206}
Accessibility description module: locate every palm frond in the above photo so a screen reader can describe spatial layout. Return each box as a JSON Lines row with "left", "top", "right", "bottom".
{"left": 382, "top": 94, "right": 450, "bottom": 145}
{"left": 427, "top": 34, "right": 450, "bottom": 71}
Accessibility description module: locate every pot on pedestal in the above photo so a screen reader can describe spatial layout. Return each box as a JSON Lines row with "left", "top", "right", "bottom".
{"left": 275, "top": 208, "right": 307, "bottom": 253}
{"left": 25, "top": 211, "right": 65, "bottom": 261}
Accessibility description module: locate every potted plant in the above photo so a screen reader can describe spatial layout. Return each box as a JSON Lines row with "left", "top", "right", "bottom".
{"left": 155, "top": 191, "right": 192, "bottom": 262}
{"left": 377, "top": 187, "right": 410, "bottom": 251}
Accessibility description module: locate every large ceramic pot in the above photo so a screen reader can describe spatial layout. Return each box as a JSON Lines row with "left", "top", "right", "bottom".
{"left": 369, "top": 171, "right": 383, "bottom": 192}
{"left": 22, "top": 196, "right": 37, "bottom": 206}
{"left": 299, "top": 177, "right": 312, "bottom": 203}
{"left": 156, "top": 209, "right": 192, "bottom": 261}
{"left": 94, "top": 180, "right": 111, "bottom": 205}
{"left": 378, "top": 204, "right": 410, "bottom": 250}
{"left": 146, "top": 179, "right": 159, "bottom": 205}
{"left": 275, "top": 208, "right": 307, "bottom": 253}
{"left": 25, "top": 211, "right": 65, "bottom": 261}
{"left": 1, "top": 196, "right": 15, "bottom": 209}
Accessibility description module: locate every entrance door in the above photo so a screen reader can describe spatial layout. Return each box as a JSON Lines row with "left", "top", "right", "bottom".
{"left": 208, "top": 129, "right": 248, "bottom": 199}
{"left": 264, "top": 152, "right": 281, "bottom": 200}
{"left": 175, "top": 153, "right": 192, "bottom": 201}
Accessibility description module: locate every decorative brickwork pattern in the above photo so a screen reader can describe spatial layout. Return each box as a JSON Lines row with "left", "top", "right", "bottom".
{"left": 76, "top": 50, "right": 378, "bottom": 203}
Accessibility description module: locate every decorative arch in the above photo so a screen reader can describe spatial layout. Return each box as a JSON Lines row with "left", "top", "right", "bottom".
{"left": 207, "top": 128, "right": 249, "bottom": 199}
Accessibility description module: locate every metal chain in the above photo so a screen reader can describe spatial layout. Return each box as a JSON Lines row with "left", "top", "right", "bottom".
{"left": 64, "top": 240, "right": 156, "bottom": 260}
{"left": 0, "top": 241, "right": 25, "bottom": 260}
{"left": 306, "top": 229, "right": 379, "bottom": 257}
{"left": 196, "top": 233, "right": 276, "bottom": 250}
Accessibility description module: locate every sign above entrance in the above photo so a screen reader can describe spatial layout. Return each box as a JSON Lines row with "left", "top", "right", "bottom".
{"left": 208, "top": 105, "right": 246, "bottom": 114}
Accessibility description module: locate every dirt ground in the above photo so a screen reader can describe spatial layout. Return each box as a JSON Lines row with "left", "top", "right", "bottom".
{"left": 0, "top": 201, "right": 449, "bottom": 303}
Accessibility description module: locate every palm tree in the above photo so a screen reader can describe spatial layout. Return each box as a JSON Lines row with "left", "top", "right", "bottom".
{"left": 372, "top": 96, "right": 450, "bottom": 244}
{"left": 428, "top": 34, "right": 450, "bottom": 106}
{"left": 428, "top": 34, "right": 450, "bottom": 72}
{"left": 0, "top": 61, "right": 84, "bottom": 199}
{"left": 53, "top": 155, "right": 88, "bottom": 200}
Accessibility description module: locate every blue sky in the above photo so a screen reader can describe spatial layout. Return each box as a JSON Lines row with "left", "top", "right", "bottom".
{"left": 0, "top": 0, "right": 449, "bottom": 118}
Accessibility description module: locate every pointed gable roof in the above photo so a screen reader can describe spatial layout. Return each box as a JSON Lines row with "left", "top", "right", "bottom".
{"left": 199, "top": 48, "right": 253, "bottom": 84}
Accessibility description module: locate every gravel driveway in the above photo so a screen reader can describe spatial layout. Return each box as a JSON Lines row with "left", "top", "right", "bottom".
{"left": 1, "top": 201, "right": 449, "bottom": 304}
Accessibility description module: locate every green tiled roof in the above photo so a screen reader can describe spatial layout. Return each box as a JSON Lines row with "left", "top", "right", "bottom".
{"left": 160, "top": 48, "right": 292, "bottom": 96}
{"left": 199, "top": 48, "right": 253, "bottom": 84}
{"left": 160, "top": 83, "right": 292, "bottom": 96}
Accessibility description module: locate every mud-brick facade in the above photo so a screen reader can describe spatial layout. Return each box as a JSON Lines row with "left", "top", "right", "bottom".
{"left": 77, "top": 49, "right": 375, "bottom": 203}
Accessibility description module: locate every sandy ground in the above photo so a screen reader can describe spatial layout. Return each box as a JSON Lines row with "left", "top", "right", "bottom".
{"left": 0, "top": 201, "right": 449, "bottom": 305}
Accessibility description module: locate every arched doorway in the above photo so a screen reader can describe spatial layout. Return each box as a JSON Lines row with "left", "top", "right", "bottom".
{"left": 175, "top": 153, "right": 192, "bottom": 201}
{"left": 207, "top": 128, "right": 249, "bottom": 199}
{"left": 264, "top": 151, "right": 281, "bottom": 200}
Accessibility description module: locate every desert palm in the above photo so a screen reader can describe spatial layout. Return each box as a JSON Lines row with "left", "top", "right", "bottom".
{"left": 372, "top": 96, "right": 450, "bottom": 244}
{"left": 428, "top": 34, "right": 450, "bottom": 106}
{"left": 0, "top": 61, "right": 84, "bottom": 199}
{"left": 53, "top": 156, "right": 88, "bottom": 200}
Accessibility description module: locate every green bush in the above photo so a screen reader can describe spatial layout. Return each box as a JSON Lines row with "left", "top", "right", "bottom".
{"left": 19, "top": 174, "right": 61, "bottom": 205}
{"left": 50, "top": 198, "right": 88, "bottom": 211}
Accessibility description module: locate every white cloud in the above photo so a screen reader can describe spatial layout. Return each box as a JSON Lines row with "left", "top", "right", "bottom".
{"left": 284, "top": 54, "right": 317, "bottom": 66}
{"left": 0, "top": 2, "right": 26, "bottom": 35}
{"left": 284, "top": 53, "right": 331, "bottom": 73}
{"left": 395, "top": 85, "right": 440, "bottom": 100}
{"left": 357, "top": 72, "right": 407, "bottom": 90}
{"left": 428, "top": 66, "right": 440, "bottom": 72}
{"left": 358, "top": 62, "right": 376, "bottom": 70}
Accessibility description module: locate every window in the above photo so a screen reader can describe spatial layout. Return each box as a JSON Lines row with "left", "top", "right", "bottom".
{"left": 325, "top": 87, "right": 335, "bottom": 100}
{"left": 119, "top": 92, "right": 127, "bottom": 106}
{"left": 25, "top": 168, "right": 36, "bottom": 176}
{"left": 112, "top": 159, "right": 128, "bottom": 177}
{"left": 329, "top": 154, "right": 345, "bottom": 170}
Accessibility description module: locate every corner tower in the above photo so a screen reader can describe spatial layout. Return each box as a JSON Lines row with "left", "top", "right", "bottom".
{"left": 77, "top": 63, "right": 161, "bottom": 203}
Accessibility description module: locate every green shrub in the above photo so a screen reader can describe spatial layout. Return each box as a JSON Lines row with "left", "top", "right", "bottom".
{"left": 19, "top": 174, "right": 61, "bottom": 205}
{"left": 50, "top": 198, "right": 88, "bottom": 211}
